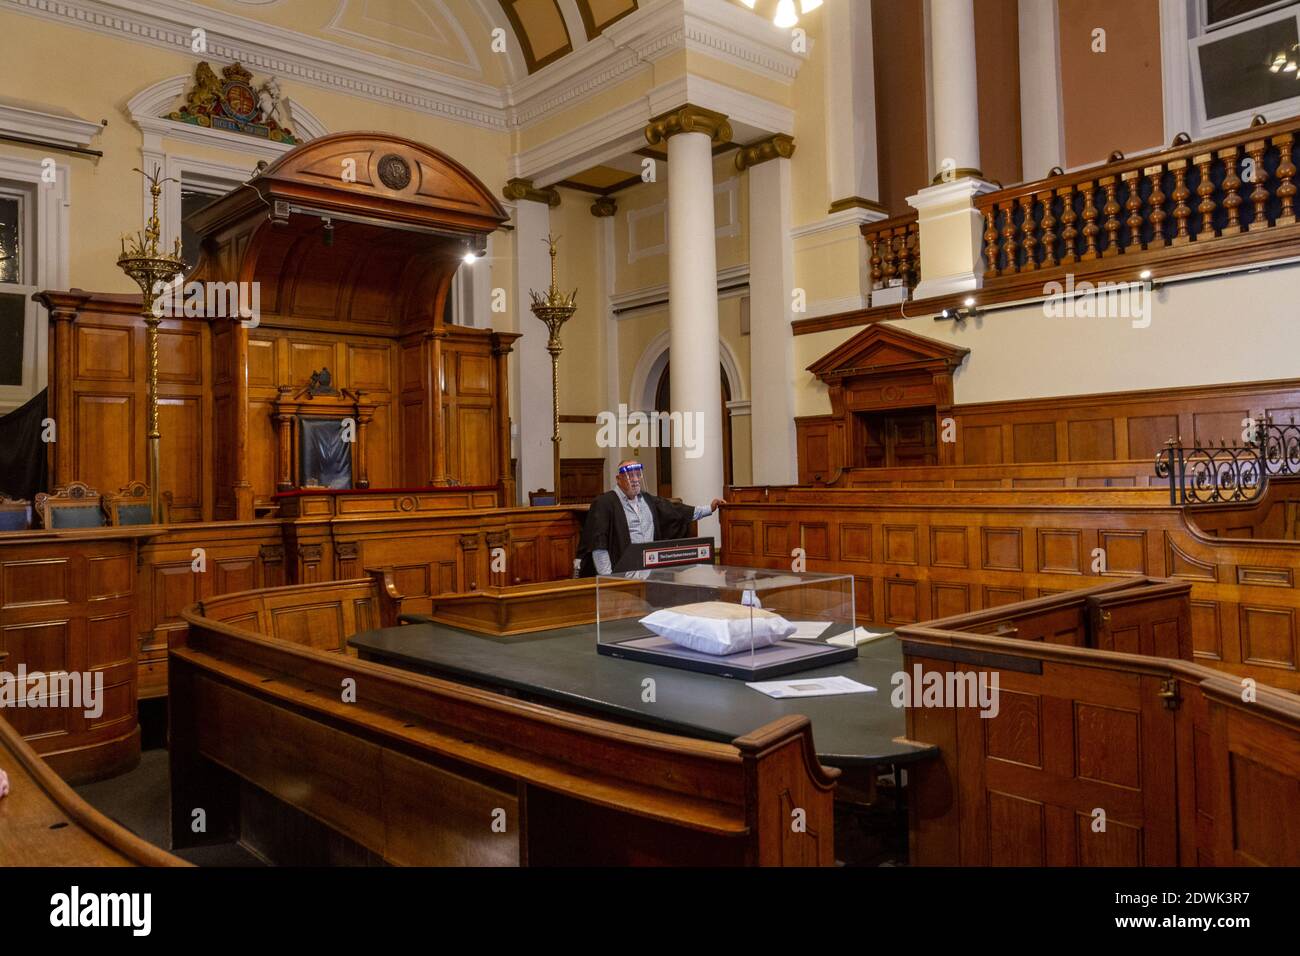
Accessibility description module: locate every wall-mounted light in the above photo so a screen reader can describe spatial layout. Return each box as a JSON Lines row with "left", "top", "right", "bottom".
{"left": 463, "top": 252, "right": 478, "bottom": 264}
{"left": 773, "top": 0, "right": 798, "bottom": 28}
{"left": 936, "top": 295, "right": 980, "bottom": 325}
{"left": 321, "top": 216, "right": 334, "bottom": 247}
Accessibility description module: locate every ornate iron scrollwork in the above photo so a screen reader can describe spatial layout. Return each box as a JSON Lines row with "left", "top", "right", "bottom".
{"left": 1258, "top": 415, "right": 1300, "bottom": 477}
{"left": 1155, "top": 437, "right": 1265, "bottom": 506}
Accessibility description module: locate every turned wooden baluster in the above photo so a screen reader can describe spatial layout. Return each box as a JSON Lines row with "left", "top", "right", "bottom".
{"left": 1246, "top": 137, "right": 1269, "bottom": 231}
{"left": 1058, "top": 184, "right": 1078, "bottom": 264}
{"left": 1122, "top": 170, "right": 1143, "bottom": 251}
{"left": 1169, "top": 159, "right": 1192, "bottom": 245}
{"left": 1001, "top": 200, "right": 1020, "bottom": 274}
{"left": 1080, "top": 181, "right": 1100, "bottom": 260}
{"left": 1019, "top": 194, "right": 1038, "bottom": 270}
{"left": 1100, "top": 175, "right": 1121, "bottom": 256}
{"left": 882, "top": 229, "right": 898, "bottom": 284}
{"left": 1217, "top": 144, "right": 1243, "bottom": 236}
{"left": 907, "top": 222, "right": 921, "bottom": 285}
{"left": 868, "top": 234, "right": 884, "bottom": 289}
{"left": 1145, "top": 164, "right": 1167, "bottom": 249}
{"left": 982, "top": 209, "right": 999, "bottom": 278}
{"left": 1194, "top": 152, "right": 1216, "bottom": 240}
{"left": 1276, "top": 131, "right": 1296, "bottom": 226}
{"left": 1038, "top": 189, "right": 1057, "bottom": 267}
{"left": 894, "top": 228, "right": 912, "bottom": 289}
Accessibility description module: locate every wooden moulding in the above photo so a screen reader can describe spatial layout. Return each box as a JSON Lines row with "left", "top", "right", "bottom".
{"left": 425, "top": 578, "right": 646, "bottom": 636}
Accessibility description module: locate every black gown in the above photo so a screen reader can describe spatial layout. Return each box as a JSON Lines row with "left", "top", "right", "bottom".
{"left": 577, "top": 490, "right": 697, "bottom": 576}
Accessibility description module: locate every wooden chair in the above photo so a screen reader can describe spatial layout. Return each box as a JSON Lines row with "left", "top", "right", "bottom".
{"left": 34, "top": 481, "right": 105, "bottom": 529}
{"left": 0, "top": 493, "right": 32, "bottom": 531}
{"left": 105, "top": 481, "right": 155, "bottom": 526}
{"left": 528, "top": 488, "right": 557, "bottom": 506}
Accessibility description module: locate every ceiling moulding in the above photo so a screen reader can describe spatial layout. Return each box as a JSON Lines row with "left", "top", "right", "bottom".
{"left": 7, "top": 0, "right": 510, "bottom": 130}
{"left": 6, "top": 0, "right": 804, "bottom": 135}
{"left": 126, "top": 75, "right": 329, "bottom": 161}
{"left": 0, "top": 98, "right": 102, "bottom": 148}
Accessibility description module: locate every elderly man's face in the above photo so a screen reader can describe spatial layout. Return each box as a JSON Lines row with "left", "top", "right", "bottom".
{"left": 616, "top": 464, "right": 643, "bottom": 497}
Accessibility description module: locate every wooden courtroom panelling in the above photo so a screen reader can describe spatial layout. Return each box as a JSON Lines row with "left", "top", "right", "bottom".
{"left": 795, "top": 378, "right": 1300, "bottom": 483}
{"left": 0, "top": 529, "right": 152, "bottom": 783}
{"left": 721, "top": 485, "right": 1300, "bottom": 694}
{"left": 897, "top": 583, "right": 1300, "bottom": 866}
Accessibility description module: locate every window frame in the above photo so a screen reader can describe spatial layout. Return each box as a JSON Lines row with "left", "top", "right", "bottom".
{"left": 1188, "top": 2, "right": 1300, "bottom": 136}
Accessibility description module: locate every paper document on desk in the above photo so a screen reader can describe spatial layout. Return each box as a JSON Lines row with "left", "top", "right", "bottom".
{"left": 746, "top": 675, "right": 876, "bottom": 699}
{"left": 826, "top": 627, "right": 892, "bottom": 648}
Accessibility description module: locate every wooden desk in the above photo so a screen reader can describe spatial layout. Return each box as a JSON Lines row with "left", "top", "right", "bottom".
{"left": 349, "top": 621, "right": 935, "bottom": 769}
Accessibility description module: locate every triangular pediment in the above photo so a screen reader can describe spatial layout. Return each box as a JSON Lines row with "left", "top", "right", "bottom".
{"left": 807, "top": 323, "right": 969, "bottom": 380}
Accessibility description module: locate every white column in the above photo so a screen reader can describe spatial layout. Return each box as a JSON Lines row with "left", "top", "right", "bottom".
{"left": 1018, "top": 0, "right": 1065, "bottom": 180}
{"left": 651, "top": 107, "right": 728, "bottom": 541}
{"left": 511, "top": 195, "right": 553, "bottom": 504}
{"left": 743, "top": 137, "right": 798, "bottom": 486}
{"left": 930, "top": 0, "right": 982, "bottom": 178}
{"left": 824, "top": 0, "right": 880, "bottom": 206}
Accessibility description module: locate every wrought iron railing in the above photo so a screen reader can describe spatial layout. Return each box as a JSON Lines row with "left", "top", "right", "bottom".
{"left": 1155, "top": 419, "right": 1300, "bottom": 506}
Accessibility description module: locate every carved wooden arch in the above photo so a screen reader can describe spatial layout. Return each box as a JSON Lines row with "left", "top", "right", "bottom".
{"left": 805, "top": 323, "right": 970, "bottom": 475}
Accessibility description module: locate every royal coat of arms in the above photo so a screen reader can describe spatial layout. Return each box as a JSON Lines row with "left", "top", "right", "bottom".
{"left": 166, "top": 61, "right": 298, "bottom": 144}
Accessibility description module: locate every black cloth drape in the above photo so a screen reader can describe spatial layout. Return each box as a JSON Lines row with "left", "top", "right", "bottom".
{"left": 0, "top": 389, "right": 49, "bottom": 501}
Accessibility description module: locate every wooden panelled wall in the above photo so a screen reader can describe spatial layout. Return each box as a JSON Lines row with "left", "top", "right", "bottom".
{"left": 41, "top": 293, "right": 511, "bottom": 516}
{"left": 722, "top": 482, "right": 1300, "bottom": 696}
{"left": 796, "top": 379, "right": 1300, "bottom": 485}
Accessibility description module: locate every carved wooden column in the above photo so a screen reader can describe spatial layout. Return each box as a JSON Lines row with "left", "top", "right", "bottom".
{"left": 491, "top": 331, "right": 517, "bottom": 507}
{"left": 49, "top": 306, "right": 76, "bottom": 488}
{"left": 429, "top": 325, "right": 449, "bottom": 485}
{"left": 353, "top": 396, "right": 373, "bottom": 490}
{"left": 273, "top": 386, "right": 294, "bottom": 492}
{"left": 232, "top": 320, "right": 253, "bottom": 520}
{"left": 485, "top": 530, "right": 510, "bottom": 588}
{"left": 458, "top": 533, "right": 482, "bottom": 591}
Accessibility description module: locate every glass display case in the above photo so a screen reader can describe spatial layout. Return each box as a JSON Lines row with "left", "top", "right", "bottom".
{"left": 595, "top": 565, "right": 857, "bottom": 679}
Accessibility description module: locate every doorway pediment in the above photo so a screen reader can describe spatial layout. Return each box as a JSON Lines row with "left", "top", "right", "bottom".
{"left": 807, "top": 323, "right": 969, "bottom": 383}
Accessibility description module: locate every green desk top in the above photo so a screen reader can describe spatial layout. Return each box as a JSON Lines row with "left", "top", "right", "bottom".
{"left": 348, "top": 621, "right": 936, "bottom": 768}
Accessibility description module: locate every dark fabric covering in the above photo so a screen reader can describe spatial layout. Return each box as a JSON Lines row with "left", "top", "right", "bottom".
{"left": 0, "top": 389, "right": 48, "bottom": 503}
{"left": 578, "top": 489, "right": 696, "bottom": 576}
{"left": 50, "top": 504, "right": 106, "bottom": 528}
{"left": 299, "top": 416, "right": 352, "bottom": 489}
{"left": 115, "top": 502, "right": 153, "bottom": 525}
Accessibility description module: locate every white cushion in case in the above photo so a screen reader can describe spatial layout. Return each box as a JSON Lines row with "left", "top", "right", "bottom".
{"left": 639, "top": 601, "right": 797, "bottom": 656}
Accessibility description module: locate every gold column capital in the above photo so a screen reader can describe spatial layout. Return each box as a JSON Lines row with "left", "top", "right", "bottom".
{"left": 503, "top": 178, "right": 561, "bottom": 207}
{"left": 645, "top": 104, "right": 732, "bottom": 147}
{"left": 828, "top": 196, "right": 889, "bottom": 215}
{"left": 734, "top": 133, "right": 796, "bottom": 171}
{"left": 590, "top": 195, "right": 617, "bottom": 217}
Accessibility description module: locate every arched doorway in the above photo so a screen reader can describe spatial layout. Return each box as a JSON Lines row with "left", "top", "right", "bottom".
{"left": 653, "top": 363, "right": 732, "bottom": 498}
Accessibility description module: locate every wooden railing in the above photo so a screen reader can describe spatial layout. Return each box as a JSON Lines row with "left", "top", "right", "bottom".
{"left": 978, "top": 116, "right": 1300, "bottom": 282}
{"left": 861, "top": 212, "right": 921, "bottom": 294}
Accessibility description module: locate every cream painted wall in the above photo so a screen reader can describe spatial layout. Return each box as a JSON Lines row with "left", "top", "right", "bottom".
{"left": 791, "top": 261, "right": 1300, "bottom": 418}
{"left": 0, "top": 10, "right": 514, "bottom": 294}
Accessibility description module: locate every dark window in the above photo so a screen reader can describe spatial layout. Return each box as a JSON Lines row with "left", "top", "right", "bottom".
{"left": 1206, "top": 0, "right": 1294, "bottom": 28}
{"left": 180, "top": 189, "right": 220, "bottom": 272}
{"left": 1198, "top": 15, "right": 1300, "bottom": 119}
{"left": 0, "top": 292, "right": 26, "bottom": 387}
{"left": 0, "top": 197, "right": 19, "bottom": 285}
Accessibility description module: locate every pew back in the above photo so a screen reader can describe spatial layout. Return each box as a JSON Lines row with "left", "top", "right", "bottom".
{"left": 175, "top": 591, "right": 839, "bottom": 866}
{"left": 897, "top": 582, "right": 1300, "bottom": 866}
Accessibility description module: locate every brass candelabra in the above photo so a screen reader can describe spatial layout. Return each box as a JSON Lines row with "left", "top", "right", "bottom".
{"left": 528, "top": 234, "right": 578, "bottom": 496}
{"left": 116, "top": 166, "right": 185, "bottom": 522}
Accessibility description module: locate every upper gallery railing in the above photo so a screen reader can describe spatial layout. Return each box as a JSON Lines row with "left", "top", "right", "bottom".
{"left": 978, "top": 115, "right": 1299, "bottom": 282}
{"left": 861, "top": 212, "right": 921, "bottom": 295}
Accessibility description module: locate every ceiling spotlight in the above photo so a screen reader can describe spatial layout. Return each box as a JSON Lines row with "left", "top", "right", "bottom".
{"left": 1139, "top": 269, "right": 1152, "bottom": 281}
{"left": 963, "top": 296, "right": 976, "bottom": 307}
{"left": 321, "top": 216, "right": 334, "bottom": 247}
{"left": 800, "top": 0, "right": 823, "bottom": 11}
{"left": 463, "top": 252, "right": 478, "bottom": 264}
{"left": 774, "top": 0, "right": 798, "bottom": 28}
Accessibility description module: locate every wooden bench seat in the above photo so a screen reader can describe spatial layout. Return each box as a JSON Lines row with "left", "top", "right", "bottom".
{"left": 176, "top": 583, "right": 839, "bottom": 866}
{"left": 896, "top": 578, "right": 1300, "bottom": 866}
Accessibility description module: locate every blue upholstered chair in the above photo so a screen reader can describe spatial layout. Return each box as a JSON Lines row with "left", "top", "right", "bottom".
{"left": 106, "top": 481, "right": 156, "bottom": 525}
{"left": 0, "top": 494, "right": 32, "bottom": 531}
{"left": 35, "top": 482, "right": 106, "bottom": 529}
{"left": 528, "top": 489, "right": 558, "bottom": 506}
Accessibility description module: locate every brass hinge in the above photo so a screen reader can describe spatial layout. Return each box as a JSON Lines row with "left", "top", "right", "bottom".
{"left": 1158, "top": 678, "right": 1182, "bottom": 710}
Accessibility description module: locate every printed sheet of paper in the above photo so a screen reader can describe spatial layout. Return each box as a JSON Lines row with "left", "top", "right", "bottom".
{"left": 746, "top": 675, "right": 876, "bottom": 699}
{"left": 827, "top": 626, "right": 893, "bottom": 648}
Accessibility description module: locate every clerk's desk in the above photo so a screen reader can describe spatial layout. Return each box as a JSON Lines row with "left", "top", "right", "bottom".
{"left": 348, "top": 620, "right": 935, "bottom": 770}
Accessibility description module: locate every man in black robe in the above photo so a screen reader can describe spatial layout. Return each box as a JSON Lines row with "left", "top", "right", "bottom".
{"left": 577, "top": 459, "right": 726, "bottom": 576}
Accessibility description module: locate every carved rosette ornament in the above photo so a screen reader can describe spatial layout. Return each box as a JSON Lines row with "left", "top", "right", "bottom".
{"left": 734, "top": 134, "right": 796, "bottom": 171}
{"left": 644, "top": 105, "right": 732, "bottom": 147}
